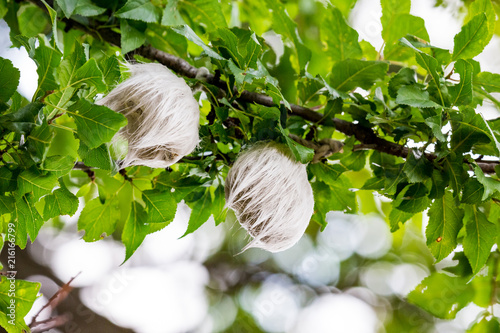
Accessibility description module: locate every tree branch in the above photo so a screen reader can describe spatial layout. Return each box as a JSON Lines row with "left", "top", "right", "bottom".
{"left": 29, "top": 272, "right": 80, "bottom": 328}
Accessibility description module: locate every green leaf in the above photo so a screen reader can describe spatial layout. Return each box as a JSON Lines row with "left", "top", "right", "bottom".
{"left": 312, "top": 177, "right": 357, "bottom": 228}
{"left": 443, "top": 251, "right": 473, "bottom": 277}
{"left": 41, "top": 0, "right": 63, "bottom": 52}
{"left": 33, "top": 42, "right": 62, "bottom": 100}
{"left": 243, "top": 32, "right": 262, "bottom": 69}
{"left": 426, "top": 191, "right": 464, "bottom": 262}
{"left": 78, "top": 142, "right": 115, "bottom": 171}
{"left": 403, "top": 150, "right": 433, "bottom": 183}
{"left": 73, "top": 58, "right": 107, "bottom": 92}
{"left": 0, "top": 195, "right": 14, "bottom": 215}
{"left": 14, "top": 194, "right": 43, "bottom": 249}
{"left": 228, "top": 59, "right": 256, "bottom": 87}
{"left": 321, "top": 6, "right": 362, "bottom": 62}
{"left": 0, "top": 0, "right": 7, "bottom": 20}
{"left": 78, "top": 196, "right": 121, "bottom": 241}
{"left": 449, "top": 59, "right": 473, "bottom": 106}
{"left": 72, "top": 0, "right": 106, "bottom": 16}
{"left": 42, "top": 155, "right": 76, "bottom": 177}
{"left": 99, "top": 55, "right": 121, "bottom": 89}
{"left": 67, "top": 99, "right": 127, "bottom": 149}
{"left": 480, "top": 113, "right": 500, "bottom": 155}
{"left": 180, "top": 0, "right": 227, "bottom": 32}
{"left": 182, "top": 188, "right": 212, "bottom": 237}
{"left": 425, "top": 114, "right": 446, "bottom": 142}
{"left": 4, "top": 2, "right": 22, "bottom": 48}
{"left": 47, "top": 42, "right": 85, "bottom": 111}
{"left": 17, "top": 3, "right": 50, "bottom": 37}
{"left": 468, "top": 318, "right": 500, "bottom": 333}
{"left": 285, "top": 137, "right": 314, "bottom": 164}
{"left": 121, "top": 19, "right": 147, "bottom": 54}
{"left": 396, "top": 85, "right": 442, "bottom": 108}
{"left": 155, "top": 171, "right": 209, "bottom": 202}
{"left": 361, "top": 177, "right": 385, "bottom": 190}
{"left": 389, "top": 206, "right": 414, "bottom": 232}
{"left": 388, "top": 67, "right": 416, "bottom": 98}
{"left": 0, "top": 168, "right": 15, "bottom": 194}
{"left": 264, "top": 0, "right": 310, "bottom": 70}
{"left": 384, "top": 164, "right": 407, "bottom": 196}
{"left": 146, "top": 24, "right": 189, "bottom": 58}
{"left": 298, "top": 73, "right": 326, "bottom": 104}
{"left": 142, "top": 189, "right": 177, "bottom": 223}
{"left": 161, "top": 0, "right": 185, "bottom": 26}
{"left": 450, "top": 108, "right": 491, "bottom": 155}
{"left": 309, "top": 163, "right": 348, "bottom": 184}
{"left": 408, "top": 273, "right": 473, "bottom": 319}
{"left": 394, "top": 183, "right": 431, "bottom": 213}
{"left": 171, "top": 25, "right": 225, "bottom": 60}
{"left": 443, "top": 155, "right": 467, "bottom": 194}
{"left": 452, "top": 13, "right": 489, "bottom": 61}
{"left": 463, "top": 205, "right": 495, "bottom": 274}
{"left": 212, "top": 185, "right": 226, "bottom": 225}
{"left": 55, "top": 0, "right": 77, "bottom": 18}
{"left": 122, "top": 200, "right": 149, "bottom": 262}
{"left": 43, "top": 187, "right": 79, "bottom": 220}
{"left": 0, "top": 57, "right": 20, "bottom": 103}
{"left": 17, "top": 169, "right": 58, "bottom": 201}
{"left": 467, "top": 0, "right": 496, "bottom": 26}
{"left": 474, "top": 165, "right": 500, "bottom": 200}
{"left": 278, "top": 126, "right": 314, "bottom": 163}
{"left": 0, "top": 277, "right": 40, "bottom": 330}
{"left": 415, "top": 54, "right": 445, "bottom": 105}
{"left": 6, "top": 91, "right": 27, "bottom": 113}
{"left": 465, "top": 0, "right": 496, "bottom": 47}
{"left": 340, "top": 150, "right": 368, "bottom": 172}
{"left": 26, "top": 119, "right": 54, "bottom": 163}
{"left": 330, "top": 59, "right": 388, "bottom": 92}
{"left": 115, "top": 0, "right": 161, "bottom": 23}
{"left": 400, "top": 38, "right": 446, "bottom": 105}
{"left": 475, "top": 71, "right": 500, "bottom": 93}
{"left": 383, "top": 14, "right": 429, "bottom": 61}
{"left": 381, "top": 0, "right": 410, "bottom": 30}
{"left": 0, "top": 102, "right": 43, "bottom": 134}
{"left": 461, "top": 178, "right": 484, "bottom": 204}
{"left": 212, "top": 28, "right": 252, "bottom": 69}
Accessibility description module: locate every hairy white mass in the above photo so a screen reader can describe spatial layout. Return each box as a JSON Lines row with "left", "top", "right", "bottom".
{"left": 225, "top": 142, "right": 314, "bottom": 252}
{"left": 97, "top": 63, "right": 200, "bottom": 168}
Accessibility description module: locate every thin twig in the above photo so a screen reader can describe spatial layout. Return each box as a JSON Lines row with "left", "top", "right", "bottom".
{"left": 30, "top": 314, "right": 71, "bottom": 333}
{"left": 29, "top": 272, "right": 81, "bottom": 327}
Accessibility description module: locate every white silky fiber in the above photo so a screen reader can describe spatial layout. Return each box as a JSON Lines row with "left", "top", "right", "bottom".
{"left": 225, "top": 142, "right": 314, "bottom": 253}
{"left": 98, "top": 63, "right": 200, "bottom": 168}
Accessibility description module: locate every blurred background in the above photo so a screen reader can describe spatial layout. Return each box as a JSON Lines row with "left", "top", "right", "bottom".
{"left": 2, "top": 0, "right": 500, "bottom": 332}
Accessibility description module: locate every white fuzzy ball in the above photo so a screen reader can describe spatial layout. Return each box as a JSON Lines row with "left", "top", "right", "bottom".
{"left": 225, "top": 142, "right": 314, "bottom": 253}
{"left": 97, "top": 63, "right": 200, "bottom": 168}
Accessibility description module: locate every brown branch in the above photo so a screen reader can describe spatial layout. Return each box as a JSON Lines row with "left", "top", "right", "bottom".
{"left": 73, "top": 162, "right": 96, "bottom": 181}
{"left": 29, "top": 272, "right": 81, "bottom": 327}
